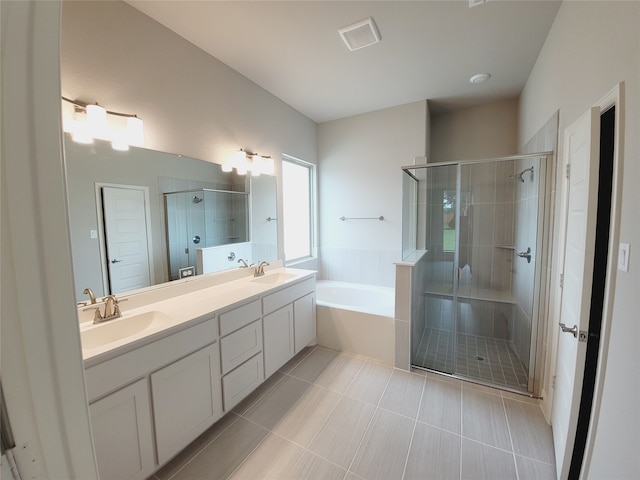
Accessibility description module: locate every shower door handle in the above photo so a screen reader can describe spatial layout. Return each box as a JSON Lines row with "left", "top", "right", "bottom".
{"left": 559, "top": 322, "right": 578, "bottom": 338}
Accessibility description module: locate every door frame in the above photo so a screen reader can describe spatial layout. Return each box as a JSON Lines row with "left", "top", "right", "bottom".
{"left": 94, "top": 183, "right": 155, "bottom": 295}
{"left": 547, "top": 82, "right": 625, "bottom": 476}
{"left": 578, "top": 83, "right": 625, "bottom": 477}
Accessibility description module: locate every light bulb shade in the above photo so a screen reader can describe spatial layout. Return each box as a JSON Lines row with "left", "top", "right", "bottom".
{"left": 262, "top": 157, "right": 275, "bottom": 175}
{"left": 86, "top": 104, "right": 108, "bottom": 139}
{"left": 111, "top": 134, "right": 130, "bottom": 151}
{"left": 71, "top": 108, "right": 93, "bottom": 144}
{"left": 127, "top": 116, "right": 144, "bottom": 147}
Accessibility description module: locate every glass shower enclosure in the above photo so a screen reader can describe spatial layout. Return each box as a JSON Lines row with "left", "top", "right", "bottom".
{"left": 164, "top": 188, "right": 249, "bottom": 280}
{"left": 402, "top": 153, "right": 551, "bottom": 394}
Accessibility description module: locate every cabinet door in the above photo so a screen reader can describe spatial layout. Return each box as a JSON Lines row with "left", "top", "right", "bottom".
{"left": 263, "top": 304, "right": 294, "bottom": 378}
{"left": 294, "top": 292, "right": 316, "bottom": 354}
{"left": 151, "top": 342, "right": 222, "bottom": 465}
{"left": 89, "top": 378, "right": 154, "bottom": 480}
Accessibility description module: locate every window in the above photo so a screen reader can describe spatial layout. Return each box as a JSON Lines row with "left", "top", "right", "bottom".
{"left": 442, "top": 190, "right": 470, "bottom": 252}
{"left": 282, "top": 156, "right": 315, "bottom": 262}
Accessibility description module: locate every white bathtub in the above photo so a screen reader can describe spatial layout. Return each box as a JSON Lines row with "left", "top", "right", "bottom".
{"left": 316, "top": 280, "right": 395, "bottom": 365}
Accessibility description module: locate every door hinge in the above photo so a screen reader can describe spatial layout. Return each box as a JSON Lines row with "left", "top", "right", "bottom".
{"left": 552, "top": 375, "right": 556, "bottom": 389}
{"left": 566, "top": 163, "right": 571, "bottom": 179}
{"left": 579, "top": 330, "right": 588, "bottom": 343}
{"left": 560, "top": 273, "right": 564, "bottom": 288}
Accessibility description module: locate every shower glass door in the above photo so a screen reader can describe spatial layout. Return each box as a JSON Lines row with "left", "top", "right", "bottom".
{"left": 413, "top": 163, "right": 459, "bottom": 374}
{"left": 408, "top": 155, "right": 547, "bottom": 393}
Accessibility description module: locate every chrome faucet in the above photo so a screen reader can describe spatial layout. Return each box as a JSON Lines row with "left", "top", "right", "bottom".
{"left": 237, "top": 258, "right": 249, "bottom": 268}
{"left": 91, "top": 295, "right": 123, "bottom": 324}
{"left": 253, "top": 261, "right": 270, "bottom": 277}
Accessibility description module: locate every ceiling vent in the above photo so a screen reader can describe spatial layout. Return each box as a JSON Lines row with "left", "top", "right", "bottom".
{"left": 338, "top": 17, "right": 381, "bottom": 51}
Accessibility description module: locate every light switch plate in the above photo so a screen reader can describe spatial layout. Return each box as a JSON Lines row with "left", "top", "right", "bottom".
{"left": 90, "top": 229, "right": 98, "bottom": 239}
{"left": 618, "top": 243, "right": 630, "bottom": 272}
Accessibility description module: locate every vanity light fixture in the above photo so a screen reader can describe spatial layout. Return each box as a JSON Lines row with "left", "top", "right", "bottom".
{"left": 62, "top": 97, "right": 144, "bottom": 150}
{"left": 222, "top": 149, "right": 275, "bottom": 176}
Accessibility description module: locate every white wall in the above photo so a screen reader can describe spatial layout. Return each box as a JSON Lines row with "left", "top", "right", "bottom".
{"left": 520, "top": 2, "right": 640, "bottom": 477}
{"left": 317, "top": 101, "right": 428, "bottom": 287}
{"left": 430, "top": 98, "right": 519, "bottom": 162}
{"left": 61, "top": 0, "right": 318, "bottom": 264}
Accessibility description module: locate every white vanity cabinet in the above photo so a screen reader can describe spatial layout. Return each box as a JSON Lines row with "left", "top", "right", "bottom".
{"left": 263, "top": 304, "right": 295, "bottom": 378}
{"left": 84, "top": 317, "right": 219, "bottom": 478}
{"left": 294, "top": 291, "right": 316, "bottom": 354}
{"left": 151, "top": 342, "right": 222, "bottom": 465}
{"left": 262, "top": 277, "right": 316, "bottom": 378}
{"left": 89, "top": 378, "right": 154, "bottom": 480}
{"left": 219, "top": 299, "right": 265, "bottom": 411}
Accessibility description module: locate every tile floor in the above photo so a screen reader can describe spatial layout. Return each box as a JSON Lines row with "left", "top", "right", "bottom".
{"left": 151, "top": 346, "right": 555, "bottom": 480}
{"left": 414, "top": 327, "right": 530, "bottom": 390}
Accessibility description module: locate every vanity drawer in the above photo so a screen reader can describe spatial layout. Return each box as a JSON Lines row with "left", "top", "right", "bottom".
{"left": 222, "top": 353, "right": 264, "bottom": 411}
{"left": 220, "top": 319, "right": 262, "bottom": 375}
{"left": 219, "top": 299, "right": 261, "bottom": 337}
{"left": 262, "top": 277, "right": 315, "bottom": 315}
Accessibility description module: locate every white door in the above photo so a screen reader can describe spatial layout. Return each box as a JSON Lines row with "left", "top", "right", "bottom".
{"left": 102, "top": 186, "right": 152, "bottom": 294}
{"left": 552, "top": 107, "right": 600, "bottom": 479}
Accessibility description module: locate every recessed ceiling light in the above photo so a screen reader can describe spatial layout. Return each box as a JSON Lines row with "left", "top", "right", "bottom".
{"left": 469, "top": 73, "right": 491, "bottom": 84}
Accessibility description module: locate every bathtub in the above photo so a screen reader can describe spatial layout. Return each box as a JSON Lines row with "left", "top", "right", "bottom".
{"left": 316, "top": 280, "right": 395, "bottom": 365}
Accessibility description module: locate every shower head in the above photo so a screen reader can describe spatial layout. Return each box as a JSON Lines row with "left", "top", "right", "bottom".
{"left": 509, "top": 166, "right": 534, "bottom": 182}
{"left": 192, "top": 195, "right": 203, "bottom": 203}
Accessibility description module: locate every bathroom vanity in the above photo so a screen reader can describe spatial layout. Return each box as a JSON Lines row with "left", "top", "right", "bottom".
{"left": 79, "top": 265, "right": 316, "bottom": 480}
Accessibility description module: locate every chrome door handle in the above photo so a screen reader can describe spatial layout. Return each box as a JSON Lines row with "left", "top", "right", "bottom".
{"left": 559, "top": 323, "right": 578, "bottom": 338}
{"left": 111, "top": 259, "right": 121, "bottom": 264}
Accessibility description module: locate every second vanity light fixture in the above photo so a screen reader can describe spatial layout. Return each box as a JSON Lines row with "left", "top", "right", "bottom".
{"left": 222, "top": 149, "right": 275, "bottom": 176}
{"left": 62, "top": 96, "right": 144, "bottom": 151}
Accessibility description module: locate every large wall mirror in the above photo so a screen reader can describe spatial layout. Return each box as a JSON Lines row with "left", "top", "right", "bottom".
{"left": 65, "top": 134, "right": 277, "bottom": 302}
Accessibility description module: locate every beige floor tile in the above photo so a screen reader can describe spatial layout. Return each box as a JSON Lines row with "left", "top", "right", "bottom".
{"left": 228, "top": 433, "right": 304, "bottom": 480}
{"left": 417, "top": 377, "right": 462, "bottom": 434}
{"left": 285, "top": 450, "right": 347, "bottom": 480}
{"left": 501, "top": 390, "right": 540, "bottom": 406}
{"left": 345, "top": 360, "right": 393, "bottom": 405}
{"left": 309, "top": 396, "right": 376, "bottom": 468}
{"left": 515, "top": 455, "right": 557, "bottom": 480}
{"left": 344, "top": 473, "right": 364, "bottom": 480}
{"left": 378, "top": 369, "right": 425, "bottom": 418}
{"left": 170, "top": 416, "right": 268, "bottom": 480}
{"left": 462, "top": 380, "right": 502, "bottom": 396}
{"left": 155, "top": 412, "right": 239, "bottom": 480}
{"left": 289, "top": 347, "right": 340, "bottom": 383}
{"left": 278, "top": 346, "right": 315, "bottom": 373}
{"left": 504, "top": 398, "right": 555, "bottom": 464}
{"left": 462, "top": 388, "right": 512, "bottom": 451}
{"left": 233, "top": 371, "right": 286, "bottom": 415}
{"left": 404, "top": 422, "right": 461, "bottom": 480}
{"left": 461, "top": 438, "right": 517, "bottom": 480}
{"left": 350, "top": 408, "right": 415, "bottom": 480}
{"left": 314, "top": 352, "right": 366, "bottom": 394}
{"left": 272, "top": 384, "right": 341, "bottom": 446}
{"left": 243, "top": 375, "right": 311, "bottom": 430}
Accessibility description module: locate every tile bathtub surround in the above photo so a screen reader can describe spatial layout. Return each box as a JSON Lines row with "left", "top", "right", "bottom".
{"left": 152, "top": 346, "right": 555, "bottom": 480}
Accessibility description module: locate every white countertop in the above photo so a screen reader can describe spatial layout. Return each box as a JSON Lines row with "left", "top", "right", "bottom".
{"left": 80, "top": 267, "right": 316, "bottom": 367}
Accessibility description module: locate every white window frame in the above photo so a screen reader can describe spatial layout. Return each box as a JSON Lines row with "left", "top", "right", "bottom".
{"left": 282, "top": 154, "right": 317, "bottom": 264}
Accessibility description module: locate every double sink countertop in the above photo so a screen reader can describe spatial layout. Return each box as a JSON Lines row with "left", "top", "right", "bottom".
{"left": 78, "top": 265, "right": 316, "bottom": 367}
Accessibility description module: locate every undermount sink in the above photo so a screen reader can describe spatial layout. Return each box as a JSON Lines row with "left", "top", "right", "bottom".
{"left": 81, "top": 310, "right": 173, "bottom": 350}
{"left": 249, "top": 272, "right": 298, "bottom": 285}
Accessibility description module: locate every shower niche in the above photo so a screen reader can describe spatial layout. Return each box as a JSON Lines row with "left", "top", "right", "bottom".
{"left": 401, "top": 153, "right": 552, "bottom": 394}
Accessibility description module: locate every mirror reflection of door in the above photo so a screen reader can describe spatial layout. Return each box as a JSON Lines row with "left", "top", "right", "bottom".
{"left": 102, "top": 186, "right": 152, "bottom": 294}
